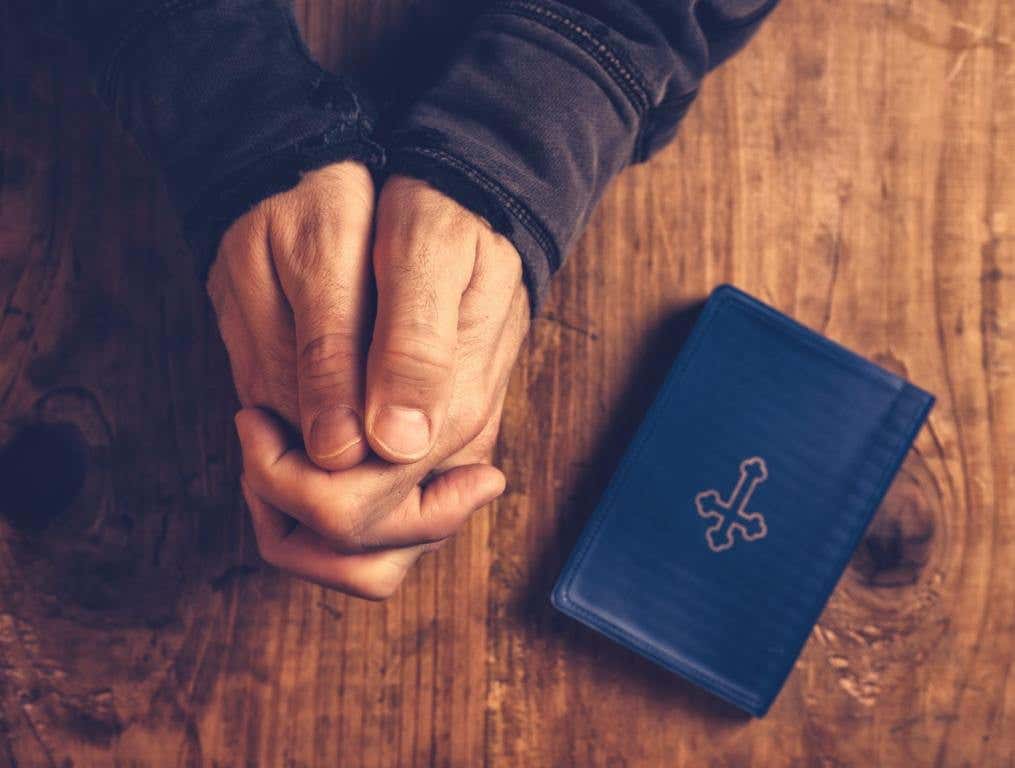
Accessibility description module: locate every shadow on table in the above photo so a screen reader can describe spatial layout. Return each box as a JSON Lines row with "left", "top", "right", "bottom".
{"left": 521, "top": 297, "right": 753, "bottom": 722}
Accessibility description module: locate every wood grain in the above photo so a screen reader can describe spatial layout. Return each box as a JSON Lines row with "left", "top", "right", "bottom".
{"left": 1, "top": 0, "right": 1012, "bottom": 765}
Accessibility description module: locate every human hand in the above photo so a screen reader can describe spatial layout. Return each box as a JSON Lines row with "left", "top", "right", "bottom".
{"left": 207, "top": 160, "right": 375, "bottom": 471}
{"left": 233, "top": 176, "right": 531, "bottom": 598}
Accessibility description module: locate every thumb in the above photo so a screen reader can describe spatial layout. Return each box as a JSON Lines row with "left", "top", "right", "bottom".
{"left": 365, "top": 193, "right": 474, "bottom": 463}
{"left": 273, "top": 198, "right": 374, "bottom": 470}
{"left": 290, "top": 247, "right": 372, "bottom": 471}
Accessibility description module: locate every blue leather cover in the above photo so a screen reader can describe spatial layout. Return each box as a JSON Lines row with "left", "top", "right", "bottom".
{"left": 551, "top": 284, "right": 934, "bottom": 716}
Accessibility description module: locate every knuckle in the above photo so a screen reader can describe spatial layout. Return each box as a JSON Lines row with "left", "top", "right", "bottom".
{"left": 278, "top": 196, "right": 370, "bottom": 272}
{"left": 289, "top": 262, "right": 357, "bottom": 310}
{"left": 299, "top": 165, "right": 375, "bottom": 219}
{"left": 424, "top": 477, "right": 455, "bottom": 528}
{"left": 286, "top": 237, "right": 328, "bottom": 284}
{"left": 376, "top": 264, "right": 440, "bottom": 323}
{"left": 497, "top": 242, "right": 524, "bottom": 286}
{"left": 273, "top": 196, "right": 325, "bottom": 251}
{"left": 300, "top": 331, "right": 361, "bottom": 384}
{"left": 279, "top": 229, "right": 353, "bottom": 293}
{"left": 420, "top": 475, "right": 473, "bottom": 540}
{"left": 255, "top": 536, "right": 279, "bottom": 567}
{"left": 221, "top": 203, "right": 268, "bottom": 254}
{"left": 263, "top": 335, "right": 297, "bottom": 371}
{"left": 256, "top": 384, "right": 299, "bottom": 429}
{"left": 205, "top": 260, "right": 231, "bottom": 309}
{"left": 376, "top": 335, "right": 454, "bottom": 388}
{"left": 242, "top": 457, "right": 272, "bottom": 496}
{"left": 447, "top": 475, "right": 477, "bottom": 514}
{"left": 384, "top": 178, "right": 474, "bottom": 233}
{"left": 309, "top": 492, "right": 367, "bottom": 550}
{"left": 351, "top": 566, "right": 406, "bottom": 602}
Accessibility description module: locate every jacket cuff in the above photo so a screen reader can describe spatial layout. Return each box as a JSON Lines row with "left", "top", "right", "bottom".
{"left": 74, "top": 0, "right": 383, "bottom": 276}
{"left": 385, "top": 144, "right": 552, "bottom": 316}
{"left": 183, "top": 91, "right": 383, "bottom": 283}
{"left": 385, "top": 1, "right": 646, "bottom": 312}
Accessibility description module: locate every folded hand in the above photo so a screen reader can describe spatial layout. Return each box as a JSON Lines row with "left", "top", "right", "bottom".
{"left": 209, "top": 165, "right": 529, "bottom": 597}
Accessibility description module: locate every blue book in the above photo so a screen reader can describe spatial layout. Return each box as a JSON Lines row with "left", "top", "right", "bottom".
{"left": 551, "top": 284, "right": 934, "bottom": 716}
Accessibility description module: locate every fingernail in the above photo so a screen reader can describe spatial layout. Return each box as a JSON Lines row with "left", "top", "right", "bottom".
{"left": 372, "top": 405, "right": 431, "bottom": 459}
{"left": 310, "top": 406, "right": 363, "bottom": 460}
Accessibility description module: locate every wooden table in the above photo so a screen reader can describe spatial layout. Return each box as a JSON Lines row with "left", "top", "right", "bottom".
{"left": 1, "top": 1, "right": 1012, "bottom": 765}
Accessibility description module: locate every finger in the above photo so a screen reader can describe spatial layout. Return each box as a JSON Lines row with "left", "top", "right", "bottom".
{"left": 237, "top": 407, "right": 366, "bottom": 542}
{"left": 273, "top": 171, "right": 374, "bottom": 471}
{"left": 365, "top": 186, "right": 475, "bottom": 463}
{"left": 235, "top": 407, "right": 504, "bottom": 549}
{"left": 241, "top": 477, "right": 423, "bottom": 600}
{"left": 213, "top": 219, "right": 301, "bottom": 426}
{"left": 288, "top": 239, "right": 371, "bottom": 471}
{"left": 241, "top": 474, "right": 296, "bottom": 550}
{"left": 353, "top": 462, "right": 505, "bottom": 549}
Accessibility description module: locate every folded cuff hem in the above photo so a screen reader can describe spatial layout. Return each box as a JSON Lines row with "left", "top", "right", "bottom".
{"left": 484, "top": 1, "right": 651, "bottom": 117}
{"left": 189, "top": 131, "right": 384, "bottom": 283}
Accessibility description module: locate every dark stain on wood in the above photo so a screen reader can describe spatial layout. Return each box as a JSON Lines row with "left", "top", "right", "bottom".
{"left": 0, "top": 421, "right": 88, "bottom": 531}
{"left": 0, "top": 0, "right": 1012, "bottom": 765}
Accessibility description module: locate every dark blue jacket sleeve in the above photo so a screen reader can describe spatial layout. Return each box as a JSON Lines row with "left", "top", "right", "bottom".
{"left": 67, "top": 0, "right": 382, "bottom": 276}
{"left": 385, "top": 0, "right": 779, "bottom": 310}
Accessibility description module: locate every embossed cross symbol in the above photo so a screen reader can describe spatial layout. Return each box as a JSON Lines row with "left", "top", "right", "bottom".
{"left": 694, "top": 457, "right": 769, "bottom": 552}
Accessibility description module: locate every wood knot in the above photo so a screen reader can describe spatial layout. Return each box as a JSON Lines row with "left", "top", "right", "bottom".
{"left": 850, "top": 463, "right": 936, "bottom": 588}
{"left": 0, "top": 421, "right": 88, "bottom": 531}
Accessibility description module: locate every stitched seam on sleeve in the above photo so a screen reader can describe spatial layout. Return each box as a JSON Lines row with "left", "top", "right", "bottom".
{"left": 394, "top": 145, "right": 561, "bottom": 272}
{"left": 99, "top": 0, "right": 212, "bottom": 103}
{"left": 484, "top": 0, "right": 650, "bottom": 116}
{"left": 183, "top": 124, "right": 381, "bottom": 227}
